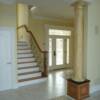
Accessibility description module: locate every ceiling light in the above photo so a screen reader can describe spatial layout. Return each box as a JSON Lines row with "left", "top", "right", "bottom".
{"left": 31, "top": 6, "right": 37, "bottom": 11}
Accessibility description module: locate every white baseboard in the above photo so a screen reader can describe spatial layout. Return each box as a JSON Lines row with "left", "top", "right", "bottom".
{"left": 90, "top": 84, "right": 100, "bottom": 94}
{"left": 17, "top": 78, "right": 47, "bottom": 87}
{"left": 67, "top": 95, "right": 74, "bottom": 100}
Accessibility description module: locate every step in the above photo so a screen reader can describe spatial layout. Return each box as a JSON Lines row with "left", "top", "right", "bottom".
{"left": 17, "top": 56, "right": 35, "bottom": 59}
{"left": 17, "top": 44, "right": 29, "bottom": 47}
{"left": 17, "top": 53, "right": 34, "bottom": 58}
{"left": 17, "top": 57, "right": 36, "bottom": 63}
{"left": 18, "top": 62, "right": 38, "bottom": 68}
{"left": 17, "top": 48, "right": 31, "bottom": 50}
{"left": 17, "top": 43, "right": 28, "bottom": 45}
{"left": 18, "top": 41, "right": 27, "bottom": 43}
{"left": 18, "top": 61, "right": 37, "bottom": 64}
{"left": 18, "top": 49, "right": 32, "bottom": 53}
{"left": 18, "top": 72, "right": 41, "bottom": 80}
{"left": 17, "top": 42, "right": 28, "bottom": 45}
{"left": 17, "top": 45, "right": 31, "bottom": 49}
{"left": 18, "top": 71, "right": 40, "bottom": 75}
{"left": 18, "top": 67, "right": 40, "bottom": 74}
{"left": 18, "top": 76, "right": 43, "bottom": 83}
{"left": 17, "top": 52, "right": 33, "bottom": 55}
{"left": 18, "top": 66, "right": 38, "bottom": 69}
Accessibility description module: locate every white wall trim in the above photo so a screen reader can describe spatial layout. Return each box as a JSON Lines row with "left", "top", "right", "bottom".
{"left": 18, "top": 78, "right": 47, "bottom": 87}
{"left": 45, "top": 24, "right": 73, "bottom": 70}
{"left": 64, "top": 0, "right": 94, "bottom": 5}
{"left": 32, "top": 15, "right": 73, "bottom": 23}
{"left": 90, "top": 84, "right": 100, "bottom": 94}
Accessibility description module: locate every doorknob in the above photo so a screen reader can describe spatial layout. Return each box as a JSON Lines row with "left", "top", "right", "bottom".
{"left": 53, "top": 51, "right": 56, "bottom": 56}
{"left": 7, "top": 62, "right": 12, "bottom": 64}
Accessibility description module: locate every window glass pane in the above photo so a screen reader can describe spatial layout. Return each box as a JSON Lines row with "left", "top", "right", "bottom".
{"left": 66, "top": 38, "right": 70, "bottom": 64}
{"left": 49, "top": 38, "right": 52, "bottom": 66}
{"left": 56, "top": 39, "right": 63, "bottom": 65}
{"left": 49, "top": 29, "right": 71, "bottom": 36}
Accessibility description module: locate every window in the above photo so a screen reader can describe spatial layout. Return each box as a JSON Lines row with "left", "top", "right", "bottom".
{"left": 49, "top": 38, "right": 52, "bottom": 66}
{"left": 49, "top": 29, "right": 71, "bottom": 36}
{"left": 56, "top": 38, "right": 63, "bottom": 65}
{"left": 66, "top": 38, "right": 70, "bottom": 64}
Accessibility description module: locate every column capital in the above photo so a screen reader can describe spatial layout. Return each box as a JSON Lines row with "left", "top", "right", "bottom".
{"left": 72, "top": 1, "right": 88, "bottom": 8}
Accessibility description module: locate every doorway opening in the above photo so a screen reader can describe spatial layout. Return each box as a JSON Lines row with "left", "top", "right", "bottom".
{"left": 47, "top": 26, "right": 72, "bottom": 71}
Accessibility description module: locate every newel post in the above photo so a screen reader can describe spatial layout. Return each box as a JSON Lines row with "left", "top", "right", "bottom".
{"left": 42, "top": 52, "right": 48, "bottom": 77}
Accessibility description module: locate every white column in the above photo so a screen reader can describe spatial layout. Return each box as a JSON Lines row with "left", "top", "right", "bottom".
{"left": 73, "top": 1, "right": 87, "bottom": 82}
{"left": 17, "top": 4, "right": 29, "bottom": 41}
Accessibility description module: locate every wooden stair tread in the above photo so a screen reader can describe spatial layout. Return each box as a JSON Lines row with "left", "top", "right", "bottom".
{"left": 17, "top": 52, "right": 33, "bottom": 54}
{"left": 17, "top": 61, "right": 37, "bottom": 64}
{"left": 17, "top": 44, "right": 28, "bottom": 46}
{"left": 18, "top": 76, "right": 42, "bottom": 82}
{"left": 17, "top": 56, "right": 35, "bottom": 59}
{"left": 17, "top": 48, "right": 31, "bottom": 50}
{"left": 18, "top": 71, "right": 41, "bottom": 75}
{"left": 18, "top": 66, "right": 38, "bottom": 70}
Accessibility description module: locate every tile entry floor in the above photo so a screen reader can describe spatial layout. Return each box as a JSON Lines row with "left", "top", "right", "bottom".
{"left": 0, "top": 70, "right": 100, "bottom": 100}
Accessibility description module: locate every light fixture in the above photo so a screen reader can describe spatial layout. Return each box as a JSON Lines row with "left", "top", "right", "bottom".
{"left": 30, "top": 6, "right": 37, "bottom": 11}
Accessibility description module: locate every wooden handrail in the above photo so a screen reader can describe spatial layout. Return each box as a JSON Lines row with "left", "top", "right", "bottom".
{"left": 17, "top": 25, "right": 48, "bottom": 53}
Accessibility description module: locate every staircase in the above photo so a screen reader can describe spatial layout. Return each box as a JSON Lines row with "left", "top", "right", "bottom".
{"left": 17, "top": 25, "right": 48, "bottom": 86}
{"left": 17, "top": 41, "right": 42, "bottom": 84}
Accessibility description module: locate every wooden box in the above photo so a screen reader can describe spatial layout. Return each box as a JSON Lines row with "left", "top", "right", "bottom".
{"left": 67, "top": 79, "right": 90, "bottom": 100}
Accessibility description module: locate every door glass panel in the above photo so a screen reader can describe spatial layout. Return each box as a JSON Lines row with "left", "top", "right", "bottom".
{"left": 49, "top": 38, "right": 52, "bottom": 66}
{"left": 56, "top": 39, "right": 63, "bottom": 65}
{"left": 66, "top": 38, "right": 70, "bottom": 64}
{"left": 49, "top": 29, "right": 71, "bottom": 36}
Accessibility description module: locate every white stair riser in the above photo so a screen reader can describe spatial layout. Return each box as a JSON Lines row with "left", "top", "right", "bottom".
{"left": 17, "top": 42, "right": 28, "bottom": 44}
{"left": 18, "top": 67, "right": 39, "bottom": 73}
{"left": 18, "top": 41, "right": 27, "bottom": 43}
{"left": 18, "top": 46, "right": 31, "bottom": 49}
{"left": 18, "top": 50, "right": 32, "bottom": 53}
{"left": 17, "top": 44, "right": 29, "bottom": 47}
{"left": 18, "top": 78, "right": 46, "bottom": 87}
{"left": 18, "top": 54, "right": 34, "bottom": 58}
{"left": 17, "top": 44, "right": 28, "bottom": 46}
{"left": 17, "top": 41, "right": 42, "bottom": 83}
{"left": 18, "top": 62, "right": 37, "bottom": 68}
{"left": 18, "top": 72, "right": 41, "bottom": 80}
{"left": 18, "top": 58, "right": 36, "bottom": 63}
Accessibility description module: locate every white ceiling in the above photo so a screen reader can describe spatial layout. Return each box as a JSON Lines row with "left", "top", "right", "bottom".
{"left": 0, "top": 0, "right": 94, "bottom": 20}
{"left": 17, "top": 0, "right": 74, "bottom": 20}
{"left": 0, "top": 0, "right": 16, "bottom": 4}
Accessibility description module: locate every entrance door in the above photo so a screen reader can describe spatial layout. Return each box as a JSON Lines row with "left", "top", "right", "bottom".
{"left": 48, "top": 28, "right": 71, "bottom": 70}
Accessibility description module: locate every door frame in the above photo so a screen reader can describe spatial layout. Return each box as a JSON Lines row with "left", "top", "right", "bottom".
{"left": 45, "top": 25, "right": 73, "bottom": 71}
{"left": 49, "top": 36, "right": 70, "bottom": 70}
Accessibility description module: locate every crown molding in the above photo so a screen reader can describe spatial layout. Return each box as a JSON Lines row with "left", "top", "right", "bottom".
{"left": 32, "top": 15, "right": 74, "bottom": 23}
{"left": 0, "top": 0, "right": 16, "bottom": 4}
{"left": 64, "top": 0, "right": 94, "bottom": 5}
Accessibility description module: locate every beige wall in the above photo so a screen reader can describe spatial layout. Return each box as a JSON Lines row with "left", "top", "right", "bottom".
{"left": 86, "top": 0, "right": 100, "bottom": 89}
{"left": 29, "top": 15, "right": 74, "bottom": 68}
{"left": 0, "top": 4, "right": 17, "bottom": 88}
{"left": 29, "top": 16, "right": 74, "bottom": 49}
{"left": 17, "top": 4, "right": 29, "bottom": 41}
{"left": 0, "top": 4, "right": 16, "bottom": 27}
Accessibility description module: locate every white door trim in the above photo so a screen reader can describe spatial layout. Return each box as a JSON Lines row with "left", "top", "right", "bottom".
{"left": 45, "top": 25, "right": 73, "bottom": 71}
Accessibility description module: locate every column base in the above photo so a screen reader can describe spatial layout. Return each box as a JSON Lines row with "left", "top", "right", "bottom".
{"left": 67, "top": 79, "right": 90, "bottom": 100}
